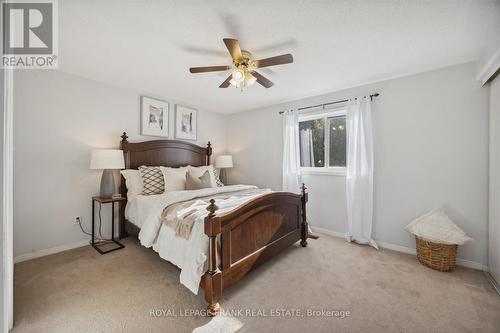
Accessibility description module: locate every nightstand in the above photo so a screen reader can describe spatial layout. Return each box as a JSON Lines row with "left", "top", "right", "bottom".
{"left": 92, "top": 196, "right": 126, "bottom": 254}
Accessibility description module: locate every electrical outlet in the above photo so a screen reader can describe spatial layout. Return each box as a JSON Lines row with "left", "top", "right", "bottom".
{"left": 74, "top": 217, "right": 81, "bottom": 225}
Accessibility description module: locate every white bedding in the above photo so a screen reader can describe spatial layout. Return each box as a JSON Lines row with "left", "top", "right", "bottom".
{"left": 124, "top": 195, "right": 140, "bottom": 227}
{"left": 128, "top": 185, "right": 269, "bottom": 294}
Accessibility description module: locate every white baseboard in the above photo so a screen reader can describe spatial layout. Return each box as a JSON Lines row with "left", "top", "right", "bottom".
{"left": 310, "top": 227, "right": 487, "bottom": 271}
{"left": 310, "top": 226, "right": 345, "bottom": 238}
{"left": 14, "top": 239, "right": 90, "bottom": 264}
{"left": 456, "top": 259, "right": 488, "bottom": 271}
{"left": 484, "top": 272, "right": 500, "bottom": 296}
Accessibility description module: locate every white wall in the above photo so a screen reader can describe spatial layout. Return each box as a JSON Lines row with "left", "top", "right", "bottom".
{"left": 489, "top": 74, "right": 500, "bottom": 281}
{"left": 227, "top": 62, "right": 489, "bottom": 265}
{"left": 13, "top": 63, "right": 490, "bottom": 266}
{"left": 13, "top": 70, "right": 227, "bottom": 257}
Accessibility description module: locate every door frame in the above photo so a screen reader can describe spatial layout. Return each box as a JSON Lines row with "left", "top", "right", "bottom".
{"left": 2, "top": 68, "right": 14, "bottom": 331}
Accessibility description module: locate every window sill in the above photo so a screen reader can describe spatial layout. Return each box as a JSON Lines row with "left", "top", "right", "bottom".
{"left": 301, "top": 168, "right": 347, "bottom": 176}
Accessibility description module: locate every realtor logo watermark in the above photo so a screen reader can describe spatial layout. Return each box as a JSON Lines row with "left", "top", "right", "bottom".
{"left": 1, "top": 0, "right": 58, "bottom": 69}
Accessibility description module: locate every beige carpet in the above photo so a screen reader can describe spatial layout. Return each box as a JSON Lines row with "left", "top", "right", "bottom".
{"left": 12, "top": 235, "right": 500, "bottom": 333}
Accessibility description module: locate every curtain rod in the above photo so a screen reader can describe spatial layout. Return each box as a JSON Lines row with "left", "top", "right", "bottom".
{"left": 278, "top": 93, "right": 380, "bottom": 114}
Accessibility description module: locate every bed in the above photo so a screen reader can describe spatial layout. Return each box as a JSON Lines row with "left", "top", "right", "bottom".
{"left": 118, "top": 132, "right": 309, "bottom": 316}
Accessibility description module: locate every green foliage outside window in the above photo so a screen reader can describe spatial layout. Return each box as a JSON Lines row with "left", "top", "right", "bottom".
{"left": 299, "top": 119, "right": 325, "bottom": 167}
{"left": 299, "top": 114, "right": 346, "bottom": 168}
{"left": 328, "top": 116, "right": 346, "bottom": 167}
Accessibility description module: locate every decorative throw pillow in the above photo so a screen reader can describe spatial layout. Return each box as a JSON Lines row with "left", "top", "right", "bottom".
{"left": 186, "top": 170, "right": 214, "bottom": 190}
{"left": 120, "top": 169, "right": 143, "bottom": 196}
{"left": 138, "top": 166, "right": 165, "bottom": 195}
{"left": 213, "top": 168, "right": 224, "bottom": 187}
{"left": 187, "top": 165, "right": 220, "bottom": 188}
{"left": 160, "top": 166, "right": 187, "bottom": 191}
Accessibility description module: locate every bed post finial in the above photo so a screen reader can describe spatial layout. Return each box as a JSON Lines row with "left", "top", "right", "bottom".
{"left": 207, "top": 199, "right": 218, "bottom": 217}
{"left": 300, "top": 183, "right": 309, "bottom": 247}
{"left": 121, "top": 132, "right": 128, "bottom": 143}
{"left": 206, "top": 141, "right": 212, "bottom": 165}
{"left": 300, "top": 183, "right": 307, "bottom": 195}
{"left": 204, "top": 198, "right": 221, "bottom": 316}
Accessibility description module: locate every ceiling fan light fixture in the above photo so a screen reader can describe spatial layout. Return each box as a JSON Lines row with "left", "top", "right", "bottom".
{"left": 245, "top": 73, "right": 257, "bottom": 86}
{"left": 232, "top": 68, "right": 245, "bottom": 83}
{"left": 189, "top": 38, "right": 293, "bottom": 90}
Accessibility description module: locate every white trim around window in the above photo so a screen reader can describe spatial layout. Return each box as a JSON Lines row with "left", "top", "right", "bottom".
{"left": 301, "top": 166, "right": 347, "bottom": 176}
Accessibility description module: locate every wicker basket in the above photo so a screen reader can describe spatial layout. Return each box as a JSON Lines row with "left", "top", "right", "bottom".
{"left": 415, "top": 236, "right": 457, "bottom": 272}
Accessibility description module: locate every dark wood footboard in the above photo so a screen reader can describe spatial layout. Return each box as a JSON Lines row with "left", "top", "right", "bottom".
{"left": 118, "top": 133, "right": 310, "bottom": 316}
{"left": 203, "top": 184, "right": 309, "bottom": 316}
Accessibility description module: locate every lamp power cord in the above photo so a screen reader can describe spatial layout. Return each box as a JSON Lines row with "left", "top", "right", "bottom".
{"left": 77, "top": 205, "right": 114, "bottom": 244}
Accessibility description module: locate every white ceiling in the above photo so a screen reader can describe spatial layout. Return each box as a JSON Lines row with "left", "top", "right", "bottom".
{"left": 59, "top": 0, "right": 500, "bottom": 114}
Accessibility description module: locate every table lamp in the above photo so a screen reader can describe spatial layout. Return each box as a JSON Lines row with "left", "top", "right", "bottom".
{"left": 90, "top": 149, "right": 125, "bottom": 197}
{"left": 215, "top": 155, "right": 233, "bottom": 185}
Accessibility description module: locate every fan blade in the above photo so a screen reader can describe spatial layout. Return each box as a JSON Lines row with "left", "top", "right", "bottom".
{"left": 189, "top": 65, "right": 231, "bottom": 73}
{"left": 251, "top": 71, "right": 274, "bottom": 88}
{"left": 253, "top": 54, "right": 293, "bottom": 68}
{"left": 219, "top": 75, "right": 232, "bottom": 88}
{"left": 223, "top": 38, "right": 243, "bottom": 61}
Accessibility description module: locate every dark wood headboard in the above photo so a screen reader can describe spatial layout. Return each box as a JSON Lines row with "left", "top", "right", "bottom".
{"left": 118, "top": 132, "right": 212, "bottom": 238}
{"left": 120, "top": 132, "right": 212, "bottom": 169}
{"left": 119, "top": 131, "right": 212, "bottom": 198}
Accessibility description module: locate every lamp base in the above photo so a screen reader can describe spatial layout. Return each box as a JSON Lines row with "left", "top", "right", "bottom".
{"left": 220, "top": 168, "right": 228, "bottom": 185}
{"left": 100, "top": 169, "right": 116, "bottom": 197}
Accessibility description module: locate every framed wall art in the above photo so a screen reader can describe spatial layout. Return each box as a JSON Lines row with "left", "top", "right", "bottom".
{"left": 141, "top": 96, "right": 169, "bottom": 137}
{"left": 175, "top": 104, "right": 197, "bottom": 140}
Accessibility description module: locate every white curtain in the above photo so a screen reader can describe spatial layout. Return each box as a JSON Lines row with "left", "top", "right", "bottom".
{"left": 345, "top": 97, "right": 378, "bottom": 249}
{"left": 300, "top": 128, "right": 315, "bottom": 167}
{"left": 282, "top": 110, "right": 301, "bottom": 192}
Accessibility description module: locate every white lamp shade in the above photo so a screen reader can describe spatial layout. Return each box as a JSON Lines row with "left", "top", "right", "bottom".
{"left": 215, "top": 155, "right": 233, "bottom": 169}
{"left": 90, "top": 149, "right": 125, "bottom": 170}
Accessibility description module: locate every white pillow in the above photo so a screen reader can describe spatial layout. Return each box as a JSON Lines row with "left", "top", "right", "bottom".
{"left": 186, "top": 165, "right": 218, "bottom": 188}
{"left": 120, "top": 169, "right": 144, "bottom": 196}
{"left": 160, "top": 166, "right": 187, "bottom": 191}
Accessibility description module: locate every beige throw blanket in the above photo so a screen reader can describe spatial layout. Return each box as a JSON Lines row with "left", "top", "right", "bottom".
{"left": 161, "top": 188, "right": 271, "bottom": 239}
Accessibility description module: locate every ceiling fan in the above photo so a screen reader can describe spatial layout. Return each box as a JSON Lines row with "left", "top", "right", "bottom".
{"left": 189, "top": 38, "right": 293, "bottom": 90}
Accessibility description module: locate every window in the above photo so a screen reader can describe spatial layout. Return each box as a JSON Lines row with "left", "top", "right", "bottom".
{"left": 299, "top": 109, "right": 347, "bottom": 175}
